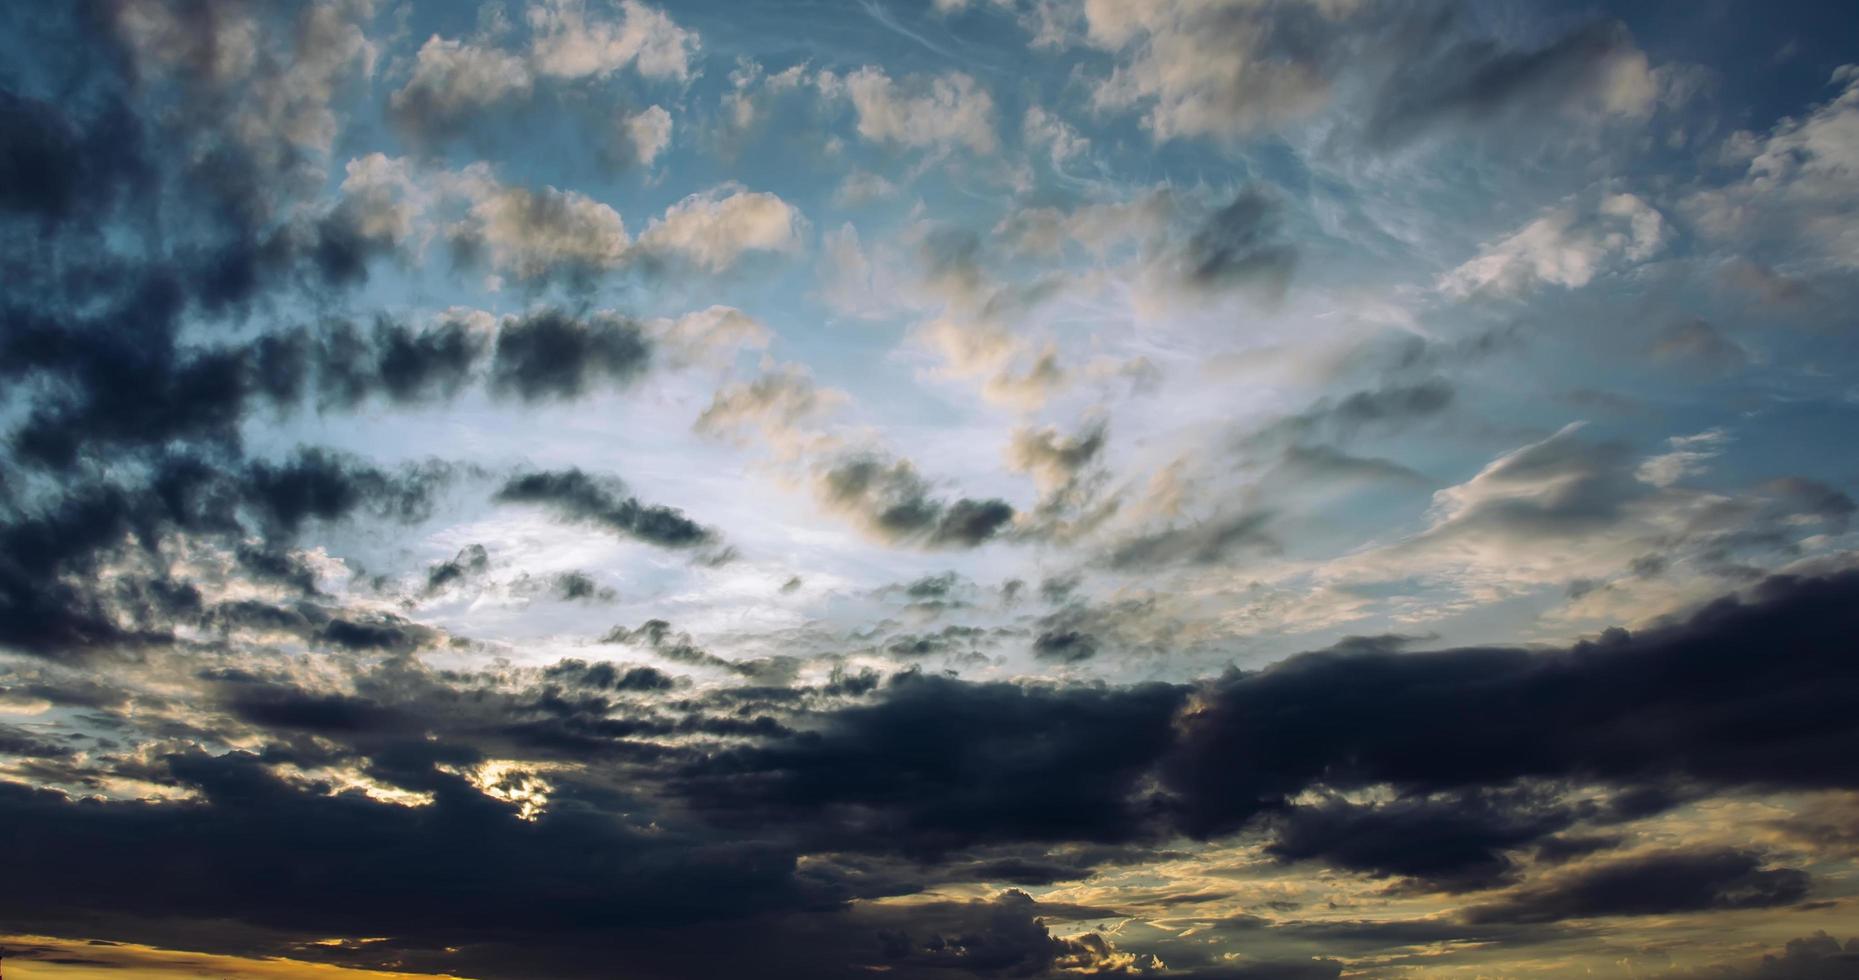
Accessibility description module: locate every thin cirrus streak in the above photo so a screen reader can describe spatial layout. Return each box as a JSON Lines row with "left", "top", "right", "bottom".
{"left": 0, "top": 1, "right": 1857, "bottom": 979}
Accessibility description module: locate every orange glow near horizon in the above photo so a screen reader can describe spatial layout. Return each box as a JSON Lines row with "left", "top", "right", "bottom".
{"left": 0, "top": 935, "right": 474, "bottom": 980}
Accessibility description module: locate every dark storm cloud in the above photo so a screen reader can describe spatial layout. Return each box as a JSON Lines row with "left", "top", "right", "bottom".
{"left": 7, "top": 571, "right": 1859, "bottom": 974}
{"left": 1666, "top": 933, "right": 1859, "bottom": 980}
{"left": 495, "top": 468, "right": 715, "bottom": 549}
{"left": 243, "top": 449, "right": 449, "bottom": 535}
{"left": 1262, "top": 790, "right": 1579, "bottom": 891}
{"left": 313, "top": 317, "right": 489, "bottom": 409}
{"left": 1464, "top": 848, "right": 1811, "bottom": 924}
{"left": 817, "top": 454, "right": 1017, "bottom": 549}
{"left": 0, "top": 448, "right": 450, "bottom": 659}
{"left": 490, "top": 310, "right": 652, "bottom": 402}
{"left": 0, "top": 88, "right": 148, "bottom": 222}
{"left": 542, "top": 659, "right": 678, "bottom": 693}
{"left": 0, "top": 754, "right": 811, "bottom": 970}
{"left": 1161, "top": 569, "right": 1859, "bottom": 837}
{"left": 1363, "top": 18, "right": 1653, "bottom": 148}
{"left": 0, "top": 294, "right": 493, "bottom": 469}
{"left": 677, "top": 672, "right": 1188, "bottom": 856}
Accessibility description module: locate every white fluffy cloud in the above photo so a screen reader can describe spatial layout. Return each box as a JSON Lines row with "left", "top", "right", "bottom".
{"left": 393, "top": 35, "right": 534, "bottom": 122}
{"left": 625, "top": 104, "right": 673, "bottom": 165}
{"left": 1441, "top": 193, "right": 1667, "bottom": 297}
{"left": 1686, "top": 66, "right": 1859, "bottom": 270}
{"left": 526, "top": 0, "right": 698, "bottom": 80}
{"left": 830, "top": 67, "right": 999, "bottom": 154}
{"left": 1081, "top": 0, "right": 1342, "bottom": 141}
{"left": 636, "top": 185, "right": 804, "bottom": 272}
{"left": 452, "top": 172, "right": 632, "bottom": 280}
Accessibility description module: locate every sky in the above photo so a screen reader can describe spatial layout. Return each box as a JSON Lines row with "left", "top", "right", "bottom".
{"left": 2, "top": 0, "right": 1858, "bottom": 977}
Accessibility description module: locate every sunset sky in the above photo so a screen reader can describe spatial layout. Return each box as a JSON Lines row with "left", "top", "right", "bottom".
{"left": 3, "top": 1, "right": 1859, "bottom": 978}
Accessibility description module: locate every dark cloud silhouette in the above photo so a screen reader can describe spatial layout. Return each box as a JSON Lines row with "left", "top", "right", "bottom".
{"left": 678, "top": 672, "right": 1187, "bottom": 856}
{"left": 1666, "top": 933, "right": 1859, "bottom": 980}
{"left": 1162, "top": 569, "right": 1859, "bottom": 837}
{"left": 1263, "top": 790, "right": 1578, "bottom": 891}
{"left": 0, "top": 88, "right": 148, "bottom": 222}
{"left": 4, "top": 571, "right": 1859, "bottom": 974}
{"left": 542, "top": 659, "right": 678, "bottom": 693}
{"left": 496, "top": 468, "right": 715, "bottom": 549}
{"left": 490, "top": 310, "right": 652, "bottom": 402}
{"left": 426, "top": 543, "right": 491, "bottom": 593}
{"left": 315, "top": 317, "right": 489, "bottom": 409}
{"left": 0, "top": 449, "right": 448, "bottom": 659}
{"left": 1464, "top": 848, "right": 1811, "bottom": 923}
{"left": 550, "top": 570, "right": 616, "bottom": 603}
{"left": 817, "top": 454, "right": 1016, "bottom": 549}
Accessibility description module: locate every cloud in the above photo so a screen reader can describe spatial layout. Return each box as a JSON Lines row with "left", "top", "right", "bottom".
{"left": 425, "top": 543, "right": 491, "bottom": 594}
{"left": 1464, "top": 848, "right": 1810, "bottom": 923}
{"left": 648, "top": 305, "right": 771, "bottom": 366}
{"left": 1364, "top": 18, "right": 1660, "bottom": 148}
{"left": 0, "top": 448, "right": 449, "bottom": 659}
{"left": 635, "top": 184, "right": 804, "bottom": 272}
{"left": 391, "top": 36, "right": 534, "bottom": 134}
{"left": 624, "top": 104, "right": 673, "bottom": 166}
{"left": 1686, "top": 67, "right": 1859, "bottom": 271}
{"left": 1663, "top": 932, "right": 1859, "bottom": 980}
{"left": 1441, "top": 193, "right": 1667, "bottom": 297}
{"left": 680, "top": 672, "right": 1186, "bottom": 854}
{"left": 1651, "top": 319, "right": 1751, "bottom": 375}
{"left": 830, "top": 66, "right": 998, "bottom": 154}
{"left": 449, "top": 174, "right": 632, "bottom": 281}
{"left": 0, "top": 89, "right": 148, "bottom": 222}
{"left": 1080, "top": 0, "right": 1342, "bottom": 141}
{"left": 489, "top": 309, "right": 651, "bottom": 401}
{"left": 1132, "top": 188, "right": 1299, "bottom": 309}
{"left": 814, "top": 453, "right": 1017, "bottom": 549}
{"left": 694, "top": 363, "right": 847, "bottom": 448}
{"left": 494, "top": 468, "right": 716, "bottom": 550}
{"left": 1021, "top": 104, "right": 1089, "bottom": 169}
{"left": 1163, "top": 569, "right": 1859, "bottom": 837}
{"left": 1263, "top": 789, "right": 1578, "bottom": 891}
{"left": 1104, "top": 510, "right": 1279, "bottom": 570}
{"left": 526, "top": 0, "right": 698, "bottom": 81}
{"left": 1637, "top": 429, "right": 1730, "bottom": 488}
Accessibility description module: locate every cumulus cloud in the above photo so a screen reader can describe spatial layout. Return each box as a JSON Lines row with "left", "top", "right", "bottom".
{"left": 1080, "top": 0, "right": 1343, "bottom": 141}
{"left": 390, "top": 0, "right": 696, "bottom": 139}
{"left": 527, "top": 0, "right": 699, "bottom": 81}
{"left": 624, "top": 103, "right": 673, "bottom": 166}
{"left": 391, "top": 36, "right": 534, "bottom": 133}
{"left": 1441, "top": 193, "right": 1667, "bottom": 297}
{"left": 828, "top": 66, "right": 999, "bottom": 154}
{"left": 449, "top": 171, "right": 632, "bottom": 280}
{"left": 647, "top": 305, "right": 771, "bottom": 366}
{"left": 695, "top": 363, "right": 847, "bottom": 450}
{"left": 1686, "top": 66, "right": 1859, "bottom": 271}
{"left": 635, "top": 184, "right": 804, "bottom": 271}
